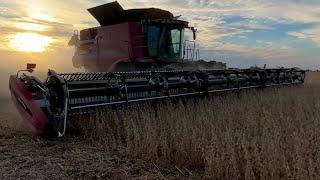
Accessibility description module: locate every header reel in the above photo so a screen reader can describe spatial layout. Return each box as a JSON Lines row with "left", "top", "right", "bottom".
{"left": 9, "top": 65, "right": 305, "bottom": 138}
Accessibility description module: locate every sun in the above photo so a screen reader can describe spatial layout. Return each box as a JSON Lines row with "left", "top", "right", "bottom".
{"left": 9, "top": 33, "right": 53, "bottom": 53}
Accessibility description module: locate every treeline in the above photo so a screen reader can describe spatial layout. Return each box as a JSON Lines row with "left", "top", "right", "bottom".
{"left": 195, "top": 59, "right": 227, "bottom": 69}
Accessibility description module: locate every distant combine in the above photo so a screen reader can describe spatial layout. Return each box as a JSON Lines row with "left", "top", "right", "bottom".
{"left": 9, "top": 1, "right": 305, "bottom": 138}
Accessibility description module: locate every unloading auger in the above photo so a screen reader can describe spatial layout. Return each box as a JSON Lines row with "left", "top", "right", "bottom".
{"left": 9, "top": 65, "right": 305, "bottom": 137}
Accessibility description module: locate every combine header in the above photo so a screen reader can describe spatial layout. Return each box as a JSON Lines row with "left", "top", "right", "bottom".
{"left": 9, "top": 67, "right": 305, "bottom": 137}
{"left": 9, "top": 2, "right": 306, "bottom": 137}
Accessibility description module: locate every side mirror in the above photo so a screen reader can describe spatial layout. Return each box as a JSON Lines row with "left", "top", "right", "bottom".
{"left": 191, "top": 27, "right": 197, "bottom": 40}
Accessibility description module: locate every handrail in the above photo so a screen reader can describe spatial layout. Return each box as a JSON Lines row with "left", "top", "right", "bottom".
{"left": 183, "top": 40, "right": 200, "bottom": 61}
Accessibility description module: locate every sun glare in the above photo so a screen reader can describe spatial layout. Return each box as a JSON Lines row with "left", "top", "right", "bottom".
{"left": 9, "top": 33, "right": 53, "bottom": 53}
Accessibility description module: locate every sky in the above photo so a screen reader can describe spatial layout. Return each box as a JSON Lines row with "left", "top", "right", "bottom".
{"left": 0, "top": 0, "right": 319, "bottom": 79}
{"left": 0, "top": 0, "right": 318, "bottom": 128}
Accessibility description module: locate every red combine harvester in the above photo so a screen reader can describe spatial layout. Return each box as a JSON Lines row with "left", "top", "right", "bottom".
{"left": 9, "top": 1, "right": 306, "bottom": 137}
{"left": 68, "top": 1, "right": 200, "bottom": 72}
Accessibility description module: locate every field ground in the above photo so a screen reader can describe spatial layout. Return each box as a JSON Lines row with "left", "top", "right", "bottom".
{"left": 0, "top": 72, "right": 319, "bottom": 179}
{"left": 0, "top": 103, "right": 182, "bottom": 179}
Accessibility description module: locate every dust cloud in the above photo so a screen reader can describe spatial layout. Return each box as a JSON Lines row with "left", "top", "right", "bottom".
{"left": 0, "top": 48, "right": 77, "bottom": 100}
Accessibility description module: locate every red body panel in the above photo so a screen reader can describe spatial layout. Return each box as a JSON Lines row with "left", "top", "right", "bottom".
{"left": 73, "top": 22, "right": 146, "bottom": 71}
{"left": 9, "top": 76, "right": 48, "bottom": 134}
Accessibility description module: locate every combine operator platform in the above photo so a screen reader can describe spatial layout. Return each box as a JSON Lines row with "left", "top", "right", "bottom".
{"left": 9, "top": 66, "right": 305, "bottom": 137}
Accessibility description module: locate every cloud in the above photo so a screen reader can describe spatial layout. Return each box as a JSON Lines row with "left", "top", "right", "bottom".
{"left": 214, "top": 43, "right": 294, "bottom": 61}
{"left": 288, "top": 27, "right": 320, "bottom": 47}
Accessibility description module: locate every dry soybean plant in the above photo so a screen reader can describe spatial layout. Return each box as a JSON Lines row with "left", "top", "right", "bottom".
{"left": 73, "top": 73, "right": 320, "bottom": 179}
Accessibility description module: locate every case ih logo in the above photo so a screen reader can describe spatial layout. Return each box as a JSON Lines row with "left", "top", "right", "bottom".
{"left": 17, "top": 97, "right": 27, "bottom": 111}
{"left": 12, "top": 89, "right": 33, "bottom": 116}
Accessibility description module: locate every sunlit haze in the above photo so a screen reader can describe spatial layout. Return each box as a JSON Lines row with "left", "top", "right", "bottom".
{"left": 9, "top": 33, "right": 53, "bottom": 52}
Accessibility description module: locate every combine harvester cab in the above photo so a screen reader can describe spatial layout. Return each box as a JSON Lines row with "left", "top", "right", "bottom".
{"left": 9, "top": 2, "right": 306, "bottom": 138}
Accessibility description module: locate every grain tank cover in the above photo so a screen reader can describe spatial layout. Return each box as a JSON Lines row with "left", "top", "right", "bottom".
{"left": 88, "top": 1, "right": 174, "bottom": 26}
